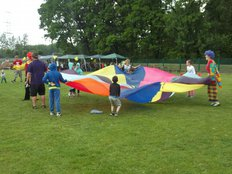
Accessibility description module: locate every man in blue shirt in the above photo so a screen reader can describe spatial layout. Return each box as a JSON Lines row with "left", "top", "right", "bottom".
{"left": 26, "top": 53, "right": 47, "bottom": 109}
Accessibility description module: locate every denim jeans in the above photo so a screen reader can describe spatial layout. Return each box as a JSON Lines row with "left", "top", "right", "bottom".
{"left": 1, "top": 77, "right": 6, "bottom": 83}
{"left": 49, "top": 89, "right": 61, "bottom": 113}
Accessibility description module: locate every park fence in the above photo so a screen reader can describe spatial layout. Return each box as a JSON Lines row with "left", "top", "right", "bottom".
{"left": 133, "top": 58, "right": 232, "bottom": 73}
{"left": 1, "top": 57, "right": 231, "bottom": 73}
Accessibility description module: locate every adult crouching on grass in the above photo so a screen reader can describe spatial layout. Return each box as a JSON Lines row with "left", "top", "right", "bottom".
{"left": 26, "top": 53, "right": 47, "bottom": 109}
{"left": 204, "top": 50, "right": 221, "bottom": 107}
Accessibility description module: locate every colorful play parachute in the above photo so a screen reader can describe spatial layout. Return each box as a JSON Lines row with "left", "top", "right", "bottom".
{"left": 61, "top": 65, "right": 210, "bottom": 103}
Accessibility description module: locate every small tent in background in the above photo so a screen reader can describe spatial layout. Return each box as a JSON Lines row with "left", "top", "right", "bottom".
{"left": 87, "top": 54, "right": 103, "bottom": 59}
{"left": 101, "top": 53, "right": 126, "bottom": 64}
{"left": 58, "top": 54, "right": 78, "bottom": 60}
{"left": 39, "top": 55, "right": 54, "bottom": 61}
{"left": 39, "top": 55, "right": 59, "bottom": 66}
{"left": 58, "top": 54, "right": 88, "bottom": 60}
{"left": 86, "top": 54, "right": 104, "bottom": 70}
{"left": 58, "top": 54, "right": 88, "bottom": 71}
{"left": 87, "top": 53, "right": 126, "bottom": 69}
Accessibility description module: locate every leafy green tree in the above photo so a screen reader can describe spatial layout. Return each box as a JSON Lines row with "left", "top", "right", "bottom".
{"left": 0, "top": 32, "right": 62, "bottom": 58}
{"left": 38, "top": 0, "right": 232, "bottom": 60}
{"left": 204, "top": 0, "right": 232, "bottom": 58}
{"left": 39, "top": 0, "right": 92, "bottom": 54}
{"left": 163, "top": 0, "right": 206, "bottom": 59}
{"left": 0, "top": 33, "right": 29, "bottom": 58}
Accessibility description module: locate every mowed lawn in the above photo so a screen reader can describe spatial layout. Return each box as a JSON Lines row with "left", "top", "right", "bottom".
{"left": 0, "top": 69, "right": 231, "bottom": 174}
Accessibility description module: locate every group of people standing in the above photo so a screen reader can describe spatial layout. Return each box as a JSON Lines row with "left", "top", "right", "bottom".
{"left": 22, "top": 52, "right": 68, "bottom": 116}
{"left": 2, "top": 49, "right": 221, "bottom": 119}
{"left": 23, "top": 49, "right": 223, "bottom": 119}
{"left": 68, "top": 61, "right": 83, "bottom": 97}
{"left": 0, "top": 56, "right": 24, "bottom": 84}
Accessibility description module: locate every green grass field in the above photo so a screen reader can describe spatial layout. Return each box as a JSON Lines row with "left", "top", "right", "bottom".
{"left": 0, "top": 70, "right": 231, "bottom": 174}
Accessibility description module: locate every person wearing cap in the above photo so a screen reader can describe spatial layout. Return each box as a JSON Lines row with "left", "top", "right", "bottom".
{"left": 26, "top": 53, "right": 47, "bottom": 109}
{"left": 204, "top": 50, "right": 221, "bottom": 106}
{"left": 23, "top": 52, "right": 33, "bottom": 101}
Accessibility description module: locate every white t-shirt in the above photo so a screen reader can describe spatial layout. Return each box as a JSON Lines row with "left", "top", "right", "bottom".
{"left": 1, "top": 72, "right": 6, "bottom": 77}
{"left": 123, "top": 64, "right": 131, "bottom": 73}
{"left": 187, "top": 65, "right": 196, "bottom": 74}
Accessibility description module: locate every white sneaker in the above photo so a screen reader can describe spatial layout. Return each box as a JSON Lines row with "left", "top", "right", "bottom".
{"left": 50, "top": 112, "right": 54, "bottom": 116}
{"left": 212, "top": 102, "right": 220, "bottom": 107}
{"left": 210, "top": 102, "right": 215, "bottom": 106}
{"left": 56, "top": 112, "right": 62, "bottom": 117}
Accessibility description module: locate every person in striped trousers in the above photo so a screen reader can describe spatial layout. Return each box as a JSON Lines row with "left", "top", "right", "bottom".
{"left": 204, "top": 50, "right": 221, "bottom": 107}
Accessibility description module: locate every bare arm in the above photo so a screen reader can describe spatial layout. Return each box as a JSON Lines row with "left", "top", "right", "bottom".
{"left": 26, "top": 72, "right": 31, "bottom": 84}
{"left": 133, "top": 64, "right": 141, "bottom": 69}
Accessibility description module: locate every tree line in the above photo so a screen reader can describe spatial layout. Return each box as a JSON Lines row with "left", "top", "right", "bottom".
{"left": 38, "top": 0, "right": 232, "bottom": 60}
{"left": 0, "top": 33, "right": 62, "bottom": 58}
{"left": 1, "top": 0, "right": 231, "bottom": 60}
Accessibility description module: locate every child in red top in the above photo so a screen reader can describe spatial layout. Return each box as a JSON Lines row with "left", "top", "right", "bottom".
{"left": 13, "top": 56, "right": 22, "bottom": 65}
{"left": 12, "top": 55, "right": 23, "bottom": 82}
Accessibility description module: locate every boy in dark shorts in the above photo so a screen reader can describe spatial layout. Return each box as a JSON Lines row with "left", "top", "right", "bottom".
{"left": 109, "top": 76, "right": 121, "bottom": 116}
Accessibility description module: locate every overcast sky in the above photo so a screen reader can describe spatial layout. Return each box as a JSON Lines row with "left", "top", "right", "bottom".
{"left": 0, "top": 0, "right": 51, "bottom": 45}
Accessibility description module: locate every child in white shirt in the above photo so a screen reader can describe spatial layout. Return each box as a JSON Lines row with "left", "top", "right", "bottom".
{"left": 1, "top": 70, "right": 7, "bottom": 83}
{"left": 186, "top": 60, "right": 196, "bottom": 97}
